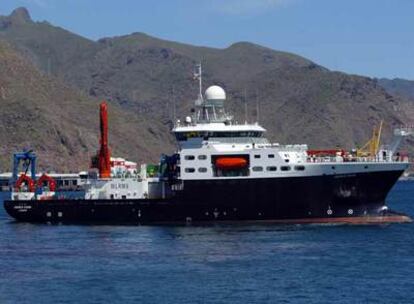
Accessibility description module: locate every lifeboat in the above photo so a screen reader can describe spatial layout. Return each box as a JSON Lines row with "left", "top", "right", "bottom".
{"left": 215, "top": 157, "right": 247, "bottom": 170}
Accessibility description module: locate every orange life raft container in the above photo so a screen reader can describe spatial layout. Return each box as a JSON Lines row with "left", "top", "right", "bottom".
{"left": 215, "top": 157, "right": 247, "bottom": 170}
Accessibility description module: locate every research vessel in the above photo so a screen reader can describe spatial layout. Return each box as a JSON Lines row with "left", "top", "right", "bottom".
{"left": 4, "top": 66, "right": 412, "bottom": 224}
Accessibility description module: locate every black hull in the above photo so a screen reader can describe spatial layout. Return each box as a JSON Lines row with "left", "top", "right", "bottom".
{"left": 4, "top": 170, "right": 412, "bottom": 224}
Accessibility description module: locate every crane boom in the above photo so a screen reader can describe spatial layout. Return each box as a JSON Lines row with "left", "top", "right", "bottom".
{"left": 357, "top": 121, "right": 383, "bottom": 158}
{"left": 98, "top": 102, "right": 111, "bottom": 178}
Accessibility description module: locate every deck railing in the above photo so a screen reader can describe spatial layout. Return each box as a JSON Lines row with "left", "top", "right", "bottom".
{"left": 306, "top": 156, "right": 409, "bottom": 163}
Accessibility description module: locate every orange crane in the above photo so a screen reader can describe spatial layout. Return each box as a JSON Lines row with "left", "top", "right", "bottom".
{"left": 91, "top": 102, "right": 111, "bottom": 178}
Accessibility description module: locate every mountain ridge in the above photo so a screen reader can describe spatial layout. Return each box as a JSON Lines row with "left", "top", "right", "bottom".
{"left": 0, "top": 7, "right": 413, "bottom": 171}
{"left": 377, "top": 78, "right": 414, "bottom": 101}
{"left": 0, "top": 40, "right": 175, "bottom": 171}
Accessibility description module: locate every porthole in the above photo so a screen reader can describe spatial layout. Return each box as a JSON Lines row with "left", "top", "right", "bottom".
{"left": 198, "top": 155, "right": 207, "bottom": 160}
{"left": 184, "top": 155, "right": 195, "bottom": 160}
{"left": 252, "top": 166, "right": 263, "bottom": 172}
{"left": 294, "top": 165, "right": 305, "bottom": 171}
{"left": 268, "top": 154, "right": 275, "bottom": 158}
{"left": 281, "top": 166, "right": 291, "bottom": 171}
{"left": 266, "top": 166, "right": 277, "bottom": 171}
{"left": 185, "top": 168, "right": 195, "bottom": 173}
{"left": 254, "top": 155, "right": 261, "bottom": 159}
{"left": 198, "top": 167, "right": 207, "bottom": 173}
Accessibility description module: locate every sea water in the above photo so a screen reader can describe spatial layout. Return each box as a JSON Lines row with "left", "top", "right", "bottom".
{"left": 0, "top": 183, "right": 413, "bottom": 304}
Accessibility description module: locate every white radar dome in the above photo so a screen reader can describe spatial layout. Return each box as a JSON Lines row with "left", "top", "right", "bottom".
{"left": 205, "top": 85, "right": 226, "bottom": 101}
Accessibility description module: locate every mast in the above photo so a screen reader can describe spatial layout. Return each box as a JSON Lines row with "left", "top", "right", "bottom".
{"left": 172, "top": 85, "right": 176, "bottom": 122}
{"left": 194, "top": 63, "right": 205, "bottom": 121}
{"left": 244, "top": 88, "right": 248, "bottom": 124}
{"left": 196, "top": 63, "right": 203, "bottom": 102}
{"left": 256, "top": 89, "right": 260, "bottom": 124}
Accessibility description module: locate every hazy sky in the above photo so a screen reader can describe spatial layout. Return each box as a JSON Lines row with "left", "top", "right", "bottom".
{"left": 1, "top": 0, "right": 414, "bottom": 79}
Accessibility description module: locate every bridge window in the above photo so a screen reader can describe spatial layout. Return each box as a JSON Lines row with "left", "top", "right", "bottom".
{"left": 175, "top": 133, "right": 187, "bottom": 141}
{"left": 281, "top": 166, "right": 291, "bottom": 171}
{"left": 267, "top": 166, "right": 277, "bottom": 171}
{"left": 252, "top": 166, "right": 263, "bottom": 172}
{"left": 209, "top": 131, "right": 263, "bottom": 138}
{"left": 175, "top": 131, "right": 263, "bottom": 140}
{"left": 175, "top": 132, "right": 202, "bottom": 141}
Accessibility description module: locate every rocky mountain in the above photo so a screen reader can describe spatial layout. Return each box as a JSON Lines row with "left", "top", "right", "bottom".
{"left": 0, "top": 7, "right": 98, "bottom": 79}
{"left": 0, "top": 7, "right": 413, "bottom": 171}
{"left": 377, "top": 78, "right": 414, "bottom": 101}
{"left": 0, "top": 40, "right": 174, "bottom": 171}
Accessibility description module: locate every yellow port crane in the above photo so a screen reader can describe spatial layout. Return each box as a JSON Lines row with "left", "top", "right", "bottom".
{"left": 357, "top": 120, "right": 383, "bottom": 158}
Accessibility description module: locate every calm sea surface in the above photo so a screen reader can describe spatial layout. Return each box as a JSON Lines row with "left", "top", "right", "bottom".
{"left": 1, "top": 183, "right": 414, "bottom": 304}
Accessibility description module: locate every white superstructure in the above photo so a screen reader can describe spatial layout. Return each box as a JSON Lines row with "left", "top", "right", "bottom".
{"left": 172, "top": 65, "right": 409, "bottom": 182}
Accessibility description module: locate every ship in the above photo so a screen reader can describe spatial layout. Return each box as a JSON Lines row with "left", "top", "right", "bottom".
{"left": 4, "top": 65, "right": 413, "bottom": 224}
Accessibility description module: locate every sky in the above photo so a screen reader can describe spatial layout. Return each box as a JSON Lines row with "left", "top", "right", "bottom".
{"left": 1, "top": 0, "right": 414, "bottom": 79}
